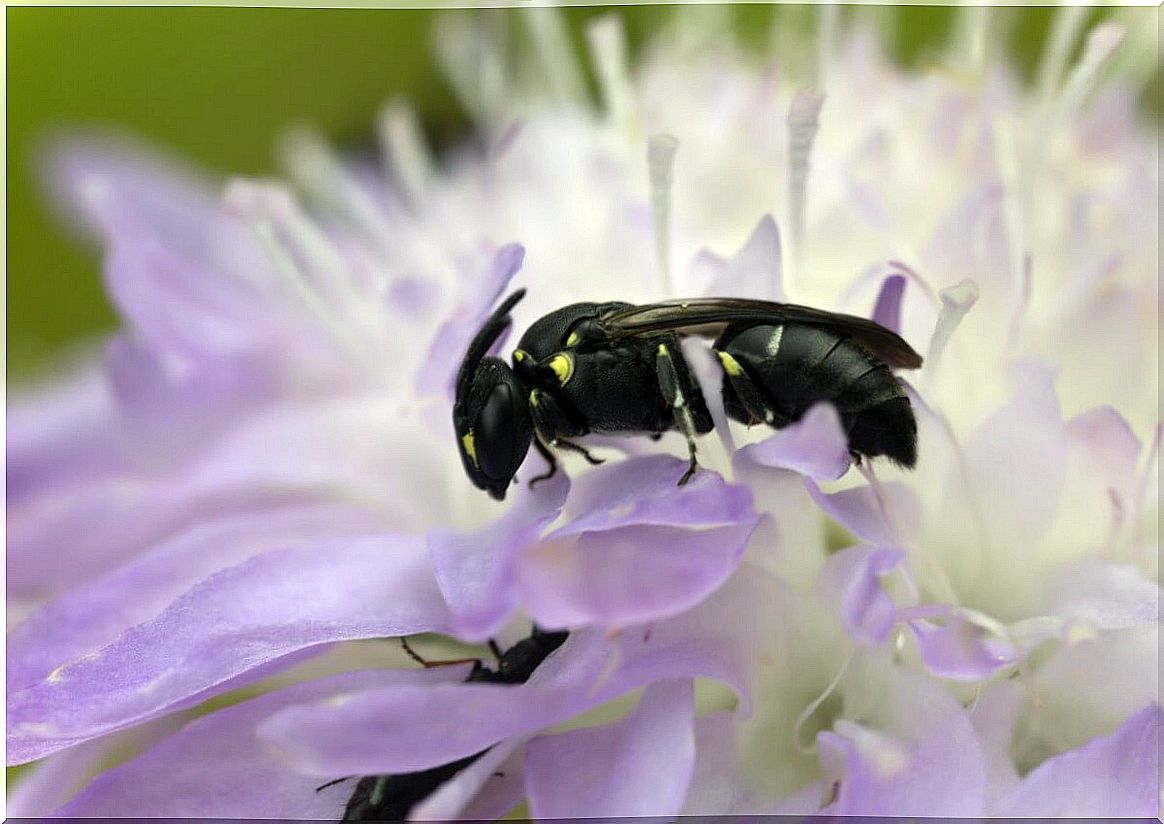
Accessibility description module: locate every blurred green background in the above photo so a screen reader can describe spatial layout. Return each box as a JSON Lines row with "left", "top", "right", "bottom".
{"left": 6, "top": 5, "right": 1153, "bottom": 378}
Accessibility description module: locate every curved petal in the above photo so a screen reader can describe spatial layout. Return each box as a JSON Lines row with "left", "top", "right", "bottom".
{"left": 993, "top": 704, "right": 1161, "bottom": 817}
{"left": 8, "top": 503, "right": 385, "bottom": 691}
{"left": 9, "top": 399, "right": 455, "bottom": 595}
{"left": 554, "top": 454, "right": 756, "bottom": 537}
{"left": 410, "top": 736, "right": 528, "bottom": 821}
{"left": 871, "top": 273, "right": 906, "bottom": 332}
{"left": 817, "top": 544, "right": 906, "bottom": 646}
{"left": 737, "top": 403, "right": 852, "bottom": 482}
{"left": 8, "top": 533, "right": 452, "bottom": 764}
{"left": 820, "top": 652, "right": 987, "bottom": 816}
{"left": 805, "top": 478, "right": 922, "bottom": 548}
{"left": 51, "top": 669, "right": 456, "bottom": 818}
{"left": 257, "top": 567, "right": 775, "bottom": 776}
{"left": 524, "top": 680, "right": 696, "bottom": 817}
{"left": 416, "top": 243, "right": 525, "bottom": 400}
{"left": 429, "top": 471, "right": 569, "bottom": 642}
{"left": 904, "top": 611, "right": 1018, "bottom": 680}
{"left": 520, "top": 522, "right": 756, "bottom": 628}
{"left": 693, "top": 214, "right": 785, "bottom": 301}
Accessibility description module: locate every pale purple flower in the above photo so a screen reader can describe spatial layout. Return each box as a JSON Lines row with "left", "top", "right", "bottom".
{"left": 8, "top": 6, "right": 1160, "bottom": 820}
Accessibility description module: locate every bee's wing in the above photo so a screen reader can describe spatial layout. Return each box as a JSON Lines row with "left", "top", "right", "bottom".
{"left": 599, "top": 297, "right": 922, "bottom": 369}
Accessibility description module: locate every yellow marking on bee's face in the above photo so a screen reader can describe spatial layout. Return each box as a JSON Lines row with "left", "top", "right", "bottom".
{"left": 461, "top": 431, "right": 479, "bottom": 468}
{"left": 718, "top": 351, "right": 743, "bottom": 377}
{"left": 565, "top": 331, "right": 579, "bottom": 347}
{"left": 513, "top": 349, "right": 526, "bottom": 362}
{"left": 657, "top": 343, "right": 669, "bottom": 357}
{"left": 529, "top": 390, "right": 539, "bottom": 408}
{"left": 549, "top": 353, "right": 574, "bottom": 385}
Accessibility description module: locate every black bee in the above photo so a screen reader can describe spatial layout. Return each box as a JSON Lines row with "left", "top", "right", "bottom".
{"left": 339, "top": 627, "right": 568, "bottom": 821}
{"left": 454, "top": 290, "right": 922, "bottom": 500}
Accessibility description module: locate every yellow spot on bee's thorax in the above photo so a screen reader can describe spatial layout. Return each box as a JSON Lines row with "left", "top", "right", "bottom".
{"left": 718, "top": 351, "right": 743, "bottom": 376}
{"left": 565, "top": 331, "right": 579, "bottom": 347}
{"left": 549, "top": 353, "right": 574, "bottom": 384}
{"left": 461, "top": 431, "right": 478, "bottom": 467}
{"left": 513, "top": 349, "right": 526, "bottom": 362}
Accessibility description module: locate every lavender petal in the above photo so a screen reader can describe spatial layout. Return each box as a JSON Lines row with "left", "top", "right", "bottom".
{"left": 8, "top": 503, "right": 386, "bottom": 691}
{"left": 410, "top": 737, "right": 528, "bottom": 821}
{"left": 8, "top": 533, "right": 451, "bottom": 764}
{"left": 993, "top": 704, "right": 1161, "bottom": 816}
{"left": 51, "top": 669, "right": 456, "bottom": 818}
{"left": 415, "top": 243, "right": 525, "bottom": 400}
{"left": 819, "top": 652, "right": 987, "bottom": 816}
{"left": 524, "top": 680, "right": 696, "bottom": 817}
{"left": 258, "top": 568, "right": 774, "bottom": 776}
{"left": 817, "top": 544, "right": 906, "bottom": 646}
{"left": 737, "top": 403, "right": 852, "bottom": 482}
{"left": 429, "top": 471, "right": 569, "bottom": 642}
{"left": 904, "top": 610, "right": 1018, "bottom": 680}
{"left": 871, "top": 273, "right": 906, "bottom": 332}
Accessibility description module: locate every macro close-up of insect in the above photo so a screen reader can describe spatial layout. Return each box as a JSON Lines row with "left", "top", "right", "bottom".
{"left": 454, "top": 289, "right": 923, "bottom": 499}
{"left": 8, "top": 4, "right": 1158, "bottom": 821}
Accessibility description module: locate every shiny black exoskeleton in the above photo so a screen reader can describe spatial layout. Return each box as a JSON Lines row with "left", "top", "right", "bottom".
{"left": 454, "top": 291, "right": 922, "bottom": 500}
{"left": 340, "top": 627, "right": 568, "bottom": 821}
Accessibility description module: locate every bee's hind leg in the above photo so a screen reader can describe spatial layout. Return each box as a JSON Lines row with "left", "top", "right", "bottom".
{"left": 655, "top": 341, "right": 703, "bottom": 486}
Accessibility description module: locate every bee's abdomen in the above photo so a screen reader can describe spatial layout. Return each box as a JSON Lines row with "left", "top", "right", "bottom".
{"left": 717, "top": 323, "right": 917, "bottom": 467}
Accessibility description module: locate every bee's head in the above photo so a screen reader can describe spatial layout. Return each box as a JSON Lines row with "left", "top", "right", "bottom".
{"left": 453, "top": 290, "right": 533, "bottom": 501}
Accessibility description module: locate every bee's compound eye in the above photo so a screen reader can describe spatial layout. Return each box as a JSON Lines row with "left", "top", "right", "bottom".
{"left": 476, "top": 382, "right": 517, "bottom": 479}
{"left": 473, "top": 373, "right": 534, "bottom": 499}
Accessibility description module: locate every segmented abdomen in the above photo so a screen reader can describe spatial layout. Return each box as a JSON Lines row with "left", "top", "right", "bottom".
{"left": 716, "top": 323, "right": 917, "bottom": 466}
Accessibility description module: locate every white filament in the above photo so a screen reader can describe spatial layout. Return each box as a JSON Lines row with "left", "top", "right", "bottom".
{"left": 785, "top": 88, "right": 824, "bottom": 288}
{"left": 281, "top": 129, "right": 390, "bottom": 253}
{"left": 586, "top": 15, "right": 634, "bottom": 130}
{"left": 815, "top": 4, "right": 840, "bottom": 90}
{"left": 792, "top": 648, "right": 854, "bottom": 755}
{"left": 521, "top": 6, "right": 585, "bottom": 104}
{"left": 1036, "top": 5, "right": 1090, "bottom": 105}
{"left": 434, "top": 11, "right": 509, "bottom": 133}
{"left": 1029, "top": 22, "right": 1127, "bottom": 168}
{"left": 647, "top": 133, "right": 680, "bottom": 292}
{"left": 377, "top": 100, "right": 432, "bottom": 206}
{"left": 924, "top": 279, "right": 979, "bottom": 381}
{"left": 954, "top": 4, "right": 992, "bottom": 74}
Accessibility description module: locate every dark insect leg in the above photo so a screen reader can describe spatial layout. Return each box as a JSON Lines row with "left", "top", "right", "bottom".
{"left": 488, "top": 639, "right": 504, "bottom": 661}
{"left": 655, "top": 341, "right": 702, "bottom": 485}
{"left": 315, "top": 776, "right": 352, "bottom": 793}
{"left": 399, "top": 636, "right": 427, "bottom": 666}
{"left": 552, "top": 438, "right": 605, "bottom": 465}
{"left": 715, "top": 349, "right": 785, "bottom": 428}
{"left": 528, "top": 438, "right": 559, "bottom": 488}
{"left": 399, "top": 637, "right": 481, "bottom": 670}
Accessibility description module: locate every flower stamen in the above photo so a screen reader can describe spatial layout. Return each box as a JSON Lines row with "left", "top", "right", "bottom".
{"left": 377, "top": 100, "right": 433, "bottom": 207}
{"left": 521, "top": 6, "right": 585, "bottom": 104}
{"left": 586, "top": 16, "right": 634, "bottom": 132}
{"left": 785, "top": 88, "right": 824, "bottom": 289}
{"left": 792, "top": 648, "right": 854, "bottom": 755}
{"left": 647, "top": 133, "right": 680, "bottom": 293}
